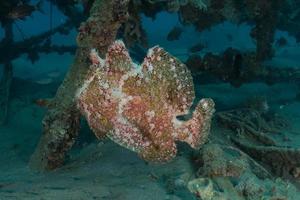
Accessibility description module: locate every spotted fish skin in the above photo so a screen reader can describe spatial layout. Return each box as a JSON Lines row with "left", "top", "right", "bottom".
{"left": 76, "top": 40, "right": 215, "bottom": 162}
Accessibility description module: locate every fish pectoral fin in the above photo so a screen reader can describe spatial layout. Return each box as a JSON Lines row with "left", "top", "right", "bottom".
{"left": 107, "top": 117, "right": 149, "bottom": 153}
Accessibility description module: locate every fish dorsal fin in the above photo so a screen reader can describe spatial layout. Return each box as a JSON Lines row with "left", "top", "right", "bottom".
{"left": 105, "top": 40, "right": 133, "bottom": 74}
{"left": 141, "top": 46, "right": 195, "bottom": 114}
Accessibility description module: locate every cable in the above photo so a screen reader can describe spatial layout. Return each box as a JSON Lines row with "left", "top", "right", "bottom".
{"left": 50, "top": 0, "right": 53, "bottom": 40}
{"left": 13, "top": 21, "right": 26, "bottom": 40}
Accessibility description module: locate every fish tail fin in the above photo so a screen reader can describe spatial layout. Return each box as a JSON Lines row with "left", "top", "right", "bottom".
{"left": 36, "top": 0, "right": 45, "bottom": 14}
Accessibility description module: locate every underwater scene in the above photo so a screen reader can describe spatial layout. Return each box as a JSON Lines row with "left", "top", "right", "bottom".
{"left": 1, "top": 0, "right": 300, "bottom": 199}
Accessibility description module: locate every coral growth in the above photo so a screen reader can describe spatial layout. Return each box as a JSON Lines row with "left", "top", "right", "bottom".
{"left": 191, "top": 0, "right": 209, "bottom": 10}
{"left": 217, "top": 107, "right": 300, "bottom": 182}
{"left": 143, "top": 0, "right": 208, "bottom": 12}
{"left": 122, "top": 1, "right": 148, "bottom": 47}
{"left": 30, "top": 0, "right": 130, "bottom": 171}
{"left": 189, "top": 144, "right": 298, "bottom": 200}
{"left": 76, "top": 40, "right": 215, "bottom": 162}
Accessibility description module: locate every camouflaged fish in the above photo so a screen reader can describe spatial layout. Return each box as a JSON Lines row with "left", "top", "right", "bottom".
{"left": 76, "top": 40, "right": 215, "bottom": 162}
